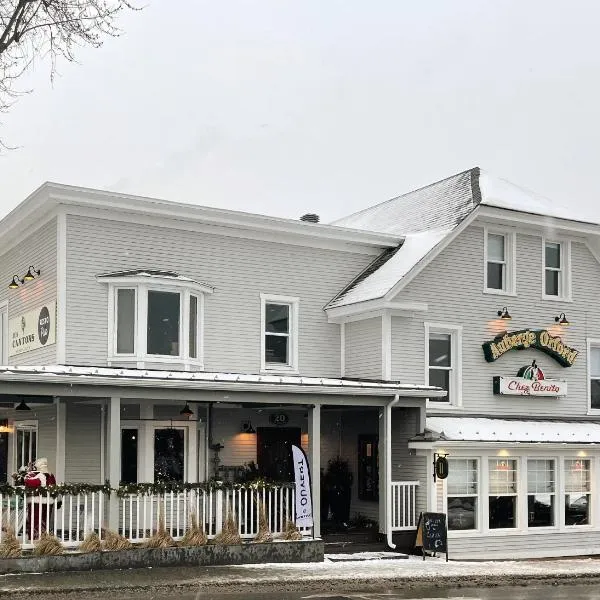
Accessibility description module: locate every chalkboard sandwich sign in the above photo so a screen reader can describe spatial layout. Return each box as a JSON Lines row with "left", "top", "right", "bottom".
{"left": 414, "top": 512, "right": 448, "bottom": 561}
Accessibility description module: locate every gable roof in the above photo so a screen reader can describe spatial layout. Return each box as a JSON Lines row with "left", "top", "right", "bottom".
{"left": 327, "top": 167, "right": 600, "bottom": 310}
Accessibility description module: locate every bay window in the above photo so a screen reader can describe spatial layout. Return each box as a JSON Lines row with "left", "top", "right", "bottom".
{"left": 447, "top": 459, "right": 478, "bottom": 530}
{"left": 527, "top": 459, "right": 555, "bottom": 527}
{"left": 99, "top": 270, "right": 213, "bottom": 368}
{"left": 488, "top": 459, "right": 517, "bottom": 529}
{"left": 565, "top": 459, "right": 590, "bottom": 526}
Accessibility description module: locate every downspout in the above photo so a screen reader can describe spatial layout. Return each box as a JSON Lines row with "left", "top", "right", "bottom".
{"left": 386, "top": 394, "right": 400, "bottom": 550}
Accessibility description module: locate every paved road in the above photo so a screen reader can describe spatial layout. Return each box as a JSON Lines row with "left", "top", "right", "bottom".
{"left": 7, "top": 583, "right": 598, "bottom": 600}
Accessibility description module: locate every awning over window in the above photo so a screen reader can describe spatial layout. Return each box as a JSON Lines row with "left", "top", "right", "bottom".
{"left": 424, "top": 416, "right": 600, "bottom": 444}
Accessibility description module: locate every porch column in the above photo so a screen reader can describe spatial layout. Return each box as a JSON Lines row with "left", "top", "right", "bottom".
{"left": 54, "top": 397, "right": 66, "bottom": 483}
{"left": 108, "top": 396, "right": 121, "bottom": 530}
{"left": 379, "top": 397, "right": 398, "bottom": 547}
{"left": 308, "top": 404, "right": 321, "bottom": 538}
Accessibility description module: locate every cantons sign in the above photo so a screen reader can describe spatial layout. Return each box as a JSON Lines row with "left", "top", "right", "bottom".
{"left": 482, "top": 329, "right": 578, "bottom": 367}
{"left": 8, "top": 301, "right": 56, "bottom": 357}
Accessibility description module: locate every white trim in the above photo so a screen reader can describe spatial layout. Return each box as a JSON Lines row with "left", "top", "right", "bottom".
{"left": 483, "top": 226, "right": 516, "bottom": 295}
{"left": 541, "top": 237, "right": 572, "bottom": 301}
{"left": 54, "top": 397, "right": 66, "bottom": 483}
{"left": 326, "top": 300, "right": 428, "bottom": 323}
{"left": 587, "top": 338, "right": 600, "bottom": 415}
{"left": 424, "top": 322, "right": 462, "bottom": 407}
{"left": 382, "top": 311, "right": 392, "bottom": 380}
{"left": 260, "top": 294, "right": 300, "bottom": 373}
{"left": 0, "top": 301, "right": 7, "bottom": 366}
{"left": 56, "top": 211, "right": 67, "bottom": 364}
{"left": 340, "top": 322, "right": 345, "bottom": 377}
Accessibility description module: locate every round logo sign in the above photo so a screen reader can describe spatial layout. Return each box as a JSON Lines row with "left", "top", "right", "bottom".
{"left": 37, "top": 306, "right": 51, "bottom": 346}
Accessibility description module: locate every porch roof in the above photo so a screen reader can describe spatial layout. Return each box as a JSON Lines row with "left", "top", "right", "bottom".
{"left": 418, "top": 416, "right": 600, "bottom": 444}
{"left": 0, "top": 365, "right": 445, "bottom": 398}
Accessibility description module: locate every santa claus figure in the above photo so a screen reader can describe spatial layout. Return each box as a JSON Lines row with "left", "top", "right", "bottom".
{"left": 24, "top": 458, "right": 57, "bottom": 540}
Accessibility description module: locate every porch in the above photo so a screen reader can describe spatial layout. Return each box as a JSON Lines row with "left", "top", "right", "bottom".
{"left": 0, "top": 365, "right": 442, "bottom": 551}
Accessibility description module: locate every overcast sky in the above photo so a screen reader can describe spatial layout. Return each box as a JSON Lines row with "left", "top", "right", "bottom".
{"left": 1, "top": 0, "right": 598, "bottom": 224}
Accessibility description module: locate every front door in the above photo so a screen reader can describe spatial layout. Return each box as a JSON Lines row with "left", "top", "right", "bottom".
{"left": 256, "top": 427, "right": 301, "bottom": 481}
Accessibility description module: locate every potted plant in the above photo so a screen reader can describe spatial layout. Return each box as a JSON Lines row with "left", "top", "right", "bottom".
{"left": 324, "top": 457, "right": 353, "bottom": 526}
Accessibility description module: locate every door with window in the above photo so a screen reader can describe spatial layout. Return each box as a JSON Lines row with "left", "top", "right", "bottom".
{"left": 257, "top": 427, "right": 301, "bottom": 482}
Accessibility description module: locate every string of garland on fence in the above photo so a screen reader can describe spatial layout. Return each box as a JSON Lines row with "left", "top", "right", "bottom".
{"left": 0, "top": 479, "right": 294, "bottom": 498}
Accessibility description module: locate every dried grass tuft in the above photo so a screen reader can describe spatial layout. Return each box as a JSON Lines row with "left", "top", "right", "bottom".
{"left": 179, "top": 512, "right": 208, "bottom": 547}
{"left": 80, "top": 531, "right": 102, "bottom": 553}
{"left": 0, "top": 527, "right": 21, "bottom": 558}
{"left": 101, "top": 529, "right": 132, "bottom": 551}
{"left": 33, "top": 532, "right": 64, "bottom": 556}
{"left": 282, "top": 519, "right": 302, "bottom": 541}
{"left": 212, "top": 511, "right": 241, "bottom": 545}
{"left": 143, "top": 507, "right": 175, "bottom": 549}
{"left": 253, "top": 502, "right": 273, "bottom": 543}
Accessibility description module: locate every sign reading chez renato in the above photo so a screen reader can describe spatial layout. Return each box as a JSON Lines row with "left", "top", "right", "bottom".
{"left": 9, "top": 301, "right": 56, "bottom": 357}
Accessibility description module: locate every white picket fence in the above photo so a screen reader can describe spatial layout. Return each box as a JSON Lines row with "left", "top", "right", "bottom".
{"left": 390, "top": 480, "right": 419, "bottom": 530}
{"left": 0, "top": 484, "right": 309, "bottom": 549}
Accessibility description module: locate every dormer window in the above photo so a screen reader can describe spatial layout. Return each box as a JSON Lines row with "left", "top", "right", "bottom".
{"left": 99, "top": 270, "right": 214, "bottom": 369}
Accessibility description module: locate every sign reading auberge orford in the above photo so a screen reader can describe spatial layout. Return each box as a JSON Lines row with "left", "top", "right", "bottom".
{"left": 9, "top": 301, "right": 56, "bottom": 357}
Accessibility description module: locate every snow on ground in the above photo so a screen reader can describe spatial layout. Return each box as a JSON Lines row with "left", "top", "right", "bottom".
{"left": 236, "top": 554, "right": 600, "bottom": 582}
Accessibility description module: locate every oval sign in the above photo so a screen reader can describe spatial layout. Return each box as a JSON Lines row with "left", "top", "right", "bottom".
{"left": 435, "top": 456, "right": 449, "bottom": 480}
{"left": 37, "top": 306, "right": 51, "bottom": 346}
{"left": 269, "top": 413, "right": 289, "bottom": 426}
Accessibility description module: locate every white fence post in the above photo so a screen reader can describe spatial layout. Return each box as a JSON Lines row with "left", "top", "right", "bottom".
{"left": 215, "top": 489, "right": 224, "bottom": 534}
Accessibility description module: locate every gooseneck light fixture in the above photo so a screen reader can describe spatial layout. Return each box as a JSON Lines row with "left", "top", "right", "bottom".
{"left": 555, "top": 313, "right": 570, "bottom": 326}
{"left": 23, "top": 266, "right": 41, "bottom": 282}
{"left": 497, "top": 307, "right": 512, "bottom": 320}
{"left": 8, "top": 275, "right": 22, "bottom": 289}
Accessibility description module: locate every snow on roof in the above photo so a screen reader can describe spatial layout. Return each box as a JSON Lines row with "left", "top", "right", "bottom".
{"left": 0, "top": 365, "right": 444, "bottom": 397}
{"left": 97, "top": 270, "right": 215, "bottom": 291}
{"left": 426, "top": 416, "right": 600, "bottom": 443}
{"left": 326, "top": 228, "right": 451, "bottom": 308}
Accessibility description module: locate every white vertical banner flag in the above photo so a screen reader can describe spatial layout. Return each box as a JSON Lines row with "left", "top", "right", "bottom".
{"left": 291, "top": 444, "right": 314, "bottom": 528}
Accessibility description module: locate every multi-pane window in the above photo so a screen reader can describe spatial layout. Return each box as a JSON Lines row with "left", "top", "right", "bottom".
{"left": 154, "top": 428, "right": 185, "bottom": 483}
{"left": 527, "top": 459, "right": 555, "bottom": 527}
{"left": 447, "top": 459, "right": 478, "bottom": 530}
{"left": 590, "top": 346, "right": 600, "bottom": 410}
{"left": 15, "top": 422, "right": 37, "bottom": 470}
{"left": 486, "top": 233, "right": 507, "bottom": 291}
{"left": 264, "top": 304, "right": 291, "bottom": 364}
{"left": 488, "top": 459, "right": 517, "bottom": 529}
{"left": 544, "top": 242, "right": 562, "bottom": 297}
{"left": 428, "top": 333, "right": 452, "bottom": 403}
{"left": 565, "top": 459, "right": 590, "bottom": 526}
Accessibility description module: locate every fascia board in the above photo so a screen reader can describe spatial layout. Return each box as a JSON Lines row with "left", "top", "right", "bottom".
{"left": 326, "top": 299, "right": 428, "bottom": 323}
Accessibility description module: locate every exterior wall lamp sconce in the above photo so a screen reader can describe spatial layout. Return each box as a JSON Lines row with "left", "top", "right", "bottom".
{"left": 497, "top": 307, "right": 511, "bottom": 320}
{"left": 555, "top": 313, "right": 569, "bottom": 326}
{"left": 15, "top": 399, "right": 31, "bottom": 411}
{"left": 241, "top": 420, "right": 256, "bottom": 434}
{"left": 8, "top": 266, "right": 41, "bottom": 289}
{"left": 179, "top": 402, "right": 194, "bottom": 419}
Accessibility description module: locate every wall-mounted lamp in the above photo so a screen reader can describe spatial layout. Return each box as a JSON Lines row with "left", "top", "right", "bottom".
{"left": 241, "top": 420, "right": 256, "bottom": 434}
{"left": 8, "top": 275, "right": 23, "bottom": 289}
{"left": 15, "top": 399, "right": 31, "bottom": 411}
{"left": 497, "top": 307, "right": 512, "bottom": 320}
{"left": 179, "top": 402, "right": 194, "bottom": 419}
{"left": 23, "top": 266, "right": 41, "bottom": 282}
{"left": 555, "top": 313, "right": 569, "bottom": 326}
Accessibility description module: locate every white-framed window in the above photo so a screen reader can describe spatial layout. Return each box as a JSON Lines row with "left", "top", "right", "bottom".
{"left": 484, "top": 228, "right": 515, "bottom": 294}
{"left": 589, "top": 341, "right": 600, "bottom": 411}
{"left": 564, "top": 459, "right": 590, "bottom": 526}
{"left": 0, "top": 302, "right": 7, "bottom": 365}
{"left": 447, "top": 458, "right": 478, "bottom": 531}
{"left": 14, "top": 421, "right": 37, "bottom": 470}
{"left": 543, "top": 239, "right": 571, "bottom": 300}
{"left": 488, "top": 458, "right": 518, "bottom": 529}
{"left": 260, "top": 294, "right": 299, "bottom": 372}
{"left": 527, "top": 458, "right": 555, "bottom": 527}
{"left": 99, "top": 271, "right": 213, "bottom": 369}
{"left": 425, "top": 323, "right": 462, "bottom": 406}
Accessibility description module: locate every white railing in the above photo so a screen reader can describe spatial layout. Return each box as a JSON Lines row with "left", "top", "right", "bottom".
{"left": 120, "top": 484, "right": 311, "bottom": 544}
{"left": 0, "top": 490, "right": 106, "bottom": 549}
{"left": 390, "top": 480, "right": 419, "bottom": 530}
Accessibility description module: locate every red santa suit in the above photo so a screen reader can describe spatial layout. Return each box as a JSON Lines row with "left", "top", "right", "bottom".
{"left": 24, "top": 458, "right": 56, "bottom": 540}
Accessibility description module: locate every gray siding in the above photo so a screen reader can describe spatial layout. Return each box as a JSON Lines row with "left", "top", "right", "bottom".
{"left": 0, "top": 218, "right": 58, "bottom": 365}
{"left": 344, "top": 318, "right": 382, "bottom": 380}
{"left": 65, "top": 215, "right": 373, "bottom": 376}
{"left": 65, "top": 404, "right": 102, "bottom": 483}
{"left": 392, "top": 224, "right": 600, "bottom": 417}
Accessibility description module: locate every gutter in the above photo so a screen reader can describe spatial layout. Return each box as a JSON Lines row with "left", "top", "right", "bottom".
{"left": 386, "top": 394, "right": 400, "bottom": 550}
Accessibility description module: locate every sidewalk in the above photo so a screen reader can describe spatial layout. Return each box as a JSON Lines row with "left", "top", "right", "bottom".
{"left": 2, "top": 553, "right": 600, "bottom": 596}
